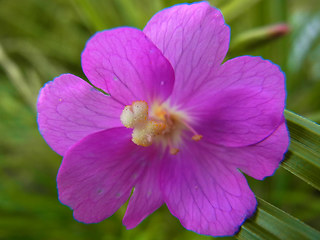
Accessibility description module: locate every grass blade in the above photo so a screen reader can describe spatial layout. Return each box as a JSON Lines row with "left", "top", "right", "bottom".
{"left": 282, "top": 110, "right": 320, "bottom": 190}
{"left": 237, "top": 198, "right": 320, "bottom": 240}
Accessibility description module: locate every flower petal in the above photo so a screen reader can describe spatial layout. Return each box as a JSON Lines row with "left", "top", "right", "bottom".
{"left": 123, "top": 149, "right": 164, "bottom": 229}
{"left": 57, "top": 127, "right": 152, "bottom": 223}
{"left": 161, "top": 141, "right": 257, "bottom": 236}
{"left": 218, "top": 121, "right": 289, "bottom": 180}
{"left": 144, "top": 2, "right": 230, "bottom": 105}
{"left": 188, "top": 56, "right": 286, "bottom": 147}
{"left": 81, "top": 27, "right": 175, "bottom": 105}
{"left": 37, "top": 74, "right": 123, "bottom": 156}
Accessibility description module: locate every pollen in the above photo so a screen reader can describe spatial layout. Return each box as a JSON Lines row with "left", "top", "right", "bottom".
{"left": 120, "top": 101, "right": 165, "bottom": 147}
{"left": 120, "top": 100, "right": 203, "bottom": 153}
{"left": 132, "top": 120, "right": 165, "bottom": 146}
{"left": 120, "top": 101, "right": 148, "bottom": 128}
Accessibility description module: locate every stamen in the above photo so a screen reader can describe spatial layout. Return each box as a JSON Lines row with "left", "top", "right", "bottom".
{"left": 170, "top": 148, "right": 179, "bottom": 155}
{"left": 167, "top": 137, "right": 179, "bottom": 155}
{"left": 192, "top": 134, "right": 203, "bottom": 141}
{"left": 132, "top": 101, "right": 148, "bottom": 123}
{"left": 120, "top": 105, "right": 135, "bottom": 128}
{"left": 120, "top": 101, "right": 148, "bottom": 128}
{"left": 120, "top": 101, "right": 200, "bottom": 152}
{"left": 132, "top": 120, "right": 165, "bottom": 146}
{"left": 180, "top": 120, "right": 203, "bottom": 141}
{"left": 120, "top": 101, "right": 165, "bottom": 147}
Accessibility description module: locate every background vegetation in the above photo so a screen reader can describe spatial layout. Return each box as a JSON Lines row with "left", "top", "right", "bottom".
{"left": 0, "top": 0, "right": 319, "bottom": 239}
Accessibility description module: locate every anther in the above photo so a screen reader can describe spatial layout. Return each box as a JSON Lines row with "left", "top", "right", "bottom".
{"left": 181, "top": 120, "right": 203, "bottom": 141}
{"left": 167, "top": 137, "right": 179, "bottom": 155}
{"left": 170, "top": 147, "right": 179, "bottom": 155}
{"left": 120, "top": 105, "right": 134, "bottom": 128}
{"left": 120, "top": 101, "right": 148, "bottom": 128}
{"left": 132, "top": 120, "right": 165, "bottom": 146}
{"left": 192, "top": 134, "right": 203, "bottom": 141}
{"left": 120, "top": 101, "right": 165, "bottom": 147}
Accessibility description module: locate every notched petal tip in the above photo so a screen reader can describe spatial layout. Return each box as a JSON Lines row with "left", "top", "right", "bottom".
{"left": 122, "top": 148, "right": 164, "bottom": 230}
{"left": 56, "top": 127, "right": 149, "bottom": 224}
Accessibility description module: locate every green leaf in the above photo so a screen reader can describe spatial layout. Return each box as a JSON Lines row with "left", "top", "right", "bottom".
{"left": 236, "top": 198, "right": 320, "bottom": 240}
{"left": 282, "top": 110, "right": 320, "bottom": 190}
{"left": 221, "top": 0, "right": 262, "bottom": 22}
{"left": 236, "top": 110, "right": 320, "bottom": 239}
{"left": 229, "top": 24, "right": 289, "bottom": 53}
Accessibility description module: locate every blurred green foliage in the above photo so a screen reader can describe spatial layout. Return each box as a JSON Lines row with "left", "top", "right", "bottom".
{"left": 0, "top": 0, "right": 319, "bottom": 239}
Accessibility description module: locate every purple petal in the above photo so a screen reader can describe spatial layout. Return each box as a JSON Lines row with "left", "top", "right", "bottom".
{"left": 161, "top": 140, "right": 257, "bottom": 236}
{"left": 123, "top": 150, "right": 164, "bottom": 229}
{"left": 188, "top": 56, "right": 286, "bottom": 147}
{"left": 218, "top": 121, "right": 289, "bottom": 180}
{"left": 82, "top": 27, "right": 175, "bottom": 105}
{"left": 144, "top": 2, "right": 230, "bottom": 105}
{"left": 57, "top": 127, "right": 153, "bottom": 223}
{"left": 37, "top": 74, "right": 123, "bottom": 156}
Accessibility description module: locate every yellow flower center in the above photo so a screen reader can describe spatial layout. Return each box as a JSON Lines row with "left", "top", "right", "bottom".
{"left": 120, "top": 101, "right": 202, "bottom": 154}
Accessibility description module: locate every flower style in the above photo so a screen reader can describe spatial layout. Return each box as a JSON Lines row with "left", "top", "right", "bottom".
{"left": 37, "top": 2, "right": 289, "bottom": 237}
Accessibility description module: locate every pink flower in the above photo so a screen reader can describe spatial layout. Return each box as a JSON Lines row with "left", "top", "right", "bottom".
{"left": 37, "top": 2, "right": 289, "bottom": 237}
